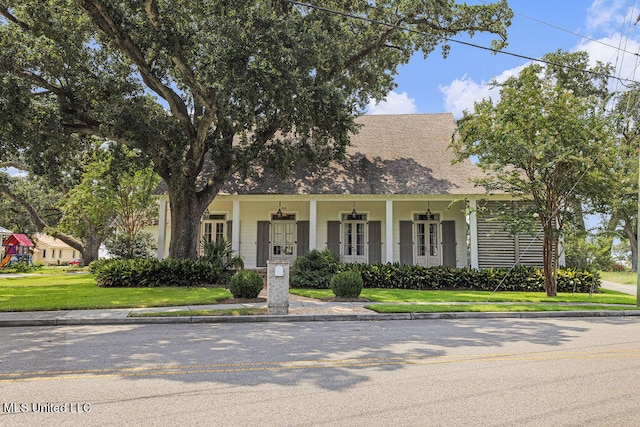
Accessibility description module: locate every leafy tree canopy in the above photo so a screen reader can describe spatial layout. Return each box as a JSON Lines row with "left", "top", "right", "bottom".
{"left": 452, "top": 50, "right": 615, "bottom": 296}
{"left": 0, "top": 0, "right": 513, "bottom": 259}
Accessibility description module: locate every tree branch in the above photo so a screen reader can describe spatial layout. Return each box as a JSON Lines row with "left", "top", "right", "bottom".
{"left": 0, "top": 6, "right": 30, "bottom": 31}
{"left": 142, "top": 0, "right": 217, "bottom": 162}
{"left": 1, "top": 187, "right": 84, "bottom": 251}
{"left": 79, "top": 0, "right": 196, "bottom": 138}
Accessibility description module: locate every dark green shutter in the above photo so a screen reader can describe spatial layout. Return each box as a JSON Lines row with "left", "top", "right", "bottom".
{"left": 442, "top": 220, "right": 456, "bottom": 267}
{"left": 399, "top": 221, "right": 413, "bottom": 265}
{"left": 368, "top": 221, "right": 382, "bottom": 263}
{"left": 327, "top": 221, "right": 340, "bottom": 256}
{"left": 256, "top": 221, "right": 270, "bottom": 267}
{"left": 296, "top": 221, "right": 310, "bottom": 257}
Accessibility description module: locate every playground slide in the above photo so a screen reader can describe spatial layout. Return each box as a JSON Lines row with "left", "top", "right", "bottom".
{"left": 0, "top": 254, "right": 10, "bottom": 269}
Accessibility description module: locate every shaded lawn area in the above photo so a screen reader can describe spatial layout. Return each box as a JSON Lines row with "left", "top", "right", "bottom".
{"left": 0, "top": 274, "right": 232, "bottom": 312}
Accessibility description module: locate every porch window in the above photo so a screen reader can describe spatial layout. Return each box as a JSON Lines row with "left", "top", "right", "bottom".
{"left": 202, "top": 214, "right": 226, "bottom": 244}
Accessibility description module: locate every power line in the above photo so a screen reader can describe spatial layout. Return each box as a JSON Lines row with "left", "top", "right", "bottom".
{"left": 284, "top": 0, "right": 639, "bottom": 85}
{"left": 479, "top": 0, "right": 640, "bottom": 59}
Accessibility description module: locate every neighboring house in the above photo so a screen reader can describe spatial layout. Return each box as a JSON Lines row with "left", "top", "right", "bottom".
{"left": 32, "top": 234, "right": 80, "bottom": 266}
{"left": 154, "top": 113, "right": 552, "bottom": 269}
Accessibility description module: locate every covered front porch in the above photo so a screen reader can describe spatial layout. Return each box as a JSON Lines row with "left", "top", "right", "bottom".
{"left": 156, "top": 195, "right": 483, "bottom": 269}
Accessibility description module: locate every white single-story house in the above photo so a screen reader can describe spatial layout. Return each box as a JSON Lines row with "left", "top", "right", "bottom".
{"left": 32, "top": 234, "right": 80, "bottom": 265}
{"left": 154, "top": 113, "right": 553, "bottom": 269}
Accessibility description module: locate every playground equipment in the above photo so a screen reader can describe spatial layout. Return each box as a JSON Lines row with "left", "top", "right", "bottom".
{"left": 1, "top": 234, "right": 34, "bottom": 269}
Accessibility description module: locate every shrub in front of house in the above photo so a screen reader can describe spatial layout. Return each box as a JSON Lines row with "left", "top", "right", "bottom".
{"left": 228, "top": 270, "right": 263, "bottom": 299}
{"left": 339, "top": 263, "right": 599, "bottom": 293}
{"left": 290, "top": 249, "right": 340, "bottom": 289}
{"left": 93, "top": 258, "right": 228, "bottom": 287}
{"left": 330, "top": 270, "right": 364, "bottom": 298}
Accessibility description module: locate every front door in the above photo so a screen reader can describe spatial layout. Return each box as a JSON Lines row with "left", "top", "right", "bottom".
{"left": 271, "top": 214, "right": 296, "bottom": 264}
{"left": 342, "top": 213, "right": 367, "bottom": 263}
{"left": 415, "top": 213, "right": 441, "bottom": 267}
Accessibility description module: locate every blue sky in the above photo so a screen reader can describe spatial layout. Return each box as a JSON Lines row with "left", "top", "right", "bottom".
{"left": 368, "top": 0, "right": 640, "bottom": 117}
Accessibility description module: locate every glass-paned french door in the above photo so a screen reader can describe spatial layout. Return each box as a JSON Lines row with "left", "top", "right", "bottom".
{"left": 200, "top": 214, "right": 226, "bottom": 255}
{"left": 342, "top": 213, "right": 367, "bottom": 263}
{"left": 415, "top": 213, "right": 440, "bottom": 267}
{"left": 271, "top": 213, "right": 296, "bottom": 263}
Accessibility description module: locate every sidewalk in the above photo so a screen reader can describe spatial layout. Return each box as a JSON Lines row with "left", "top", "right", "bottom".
{"left": 0, "top": 281, "right": 638, "bottom": 327}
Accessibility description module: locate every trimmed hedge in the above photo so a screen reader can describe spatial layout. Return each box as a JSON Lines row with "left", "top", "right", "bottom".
{"left": 336, "top": 263, "right": 600, "bottom": 293}
{"left": 93, "top": 258, "right": 230, "bottom": 288}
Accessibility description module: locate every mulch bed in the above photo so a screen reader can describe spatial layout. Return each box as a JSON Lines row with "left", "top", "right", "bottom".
{"left": 319, "top": 296, "right": 371, "bottom": 302}
{"left": 216, "top": 297, "right": 266, "bottom": 304}
{"left": 216, "top": 296, "right": 371, "bottom": 304}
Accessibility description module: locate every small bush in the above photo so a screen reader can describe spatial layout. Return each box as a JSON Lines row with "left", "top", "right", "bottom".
{"left": 330, "top": 270, "right": 363, "bottom": 298}
{"left": 5, "top": 261, "right": 32, "bottom": 273}
{"left": 229, "top": 270, "right": 263, "bottom": 299}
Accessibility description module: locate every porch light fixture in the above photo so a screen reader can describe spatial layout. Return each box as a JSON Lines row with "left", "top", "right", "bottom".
{"left": 276, "top": 202, "right": 283, "bottom": 219}
{"left": 426, "top": 202, "right": 434, "bottom": 220}
{"left": 351, "top": 201, "right": 357, "bottom": 216}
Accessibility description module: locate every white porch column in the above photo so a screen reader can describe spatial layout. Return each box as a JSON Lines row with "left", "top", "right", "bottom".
{"left": 232, "top": 200, "right": 240, "bottom": 253}
{"left": 309, "top": 199, "right": 317, "bottom": 250}
{"left": 469, "top": 199, "right": 479, "bottom": 269}
{"left": 386, "top": 200, "right": 394, "bottom": 263}
{"left": 157, "top": 200, "right": 168, "bottom": 260}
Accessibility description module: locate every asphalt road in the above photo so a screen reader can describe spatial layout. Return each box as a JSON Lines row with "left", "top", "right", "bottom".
{"left": 2, "top": 318, "right": 640, "bottom": 426}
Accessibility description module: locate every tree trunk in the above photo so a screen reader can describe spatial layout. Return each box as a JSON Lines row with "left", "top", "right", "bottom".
{"left": 542, "top": 222, "right": 557, "bottom": 297}
{"left": 81, "top": 236, "right": 102, "bottom": 265}
{"left": 624, "top": 221, "right": 638, "bottom": 272}
{"left": 167, "top": 187, "right": 208, "bottom": 260}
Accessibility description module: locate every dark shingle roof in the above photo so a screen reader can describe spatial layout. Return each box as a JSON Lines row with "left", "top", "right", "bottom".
{"left": 221, "top": 113, "right": 484, "bottom": 195}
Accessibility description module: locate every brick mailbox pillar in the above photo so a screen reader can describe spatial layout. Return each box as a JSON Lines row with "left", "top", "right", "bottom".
{"left": 267, "top": 261, "right": 289, "bottom": 315}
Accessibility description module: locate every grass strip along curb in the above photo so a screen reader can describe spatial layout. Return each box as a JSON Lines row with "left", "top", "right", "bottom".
{"left": 365, "top": 303, "right": 640, "bottom": 314}
{"left": 129, "top": 308, "right": 268, "bottom": 317}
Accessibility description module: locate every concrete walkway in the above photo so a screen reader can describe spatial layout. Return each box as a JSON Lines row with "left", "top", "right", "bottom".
{"left": 0, "top": 281, "right": 638, "bottom": 327}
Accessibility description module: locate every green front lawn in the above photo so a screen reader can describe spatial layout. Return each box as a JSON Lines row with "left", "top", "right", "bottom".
{"left": 1, "top": 271, "right": 638, "bottom": 314}
{"left": 0, "top": 273, "right": 232, "bottom": 311}
{"left": 291, "top": 287, "right": 639, "bottom": 314}
{"left": 290, "top": 288, "right": 636, "bottom": 305}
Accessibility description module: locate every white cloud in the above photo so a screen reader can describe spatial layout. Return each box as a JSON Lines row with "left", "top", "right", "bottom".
{"left": 437, "top": 1, "right": 640, "bottom": 119}
{"left": 576, "top": 34, "right": 640, "bottom": 85}
{"left": 587, "top": 0, "right": 629, "bottom": 33}
{"left": 440, "top": 66, "right": 526, "bottom": 118}
{"left": 366, "top": 91, "right": 418, "bottom": 115}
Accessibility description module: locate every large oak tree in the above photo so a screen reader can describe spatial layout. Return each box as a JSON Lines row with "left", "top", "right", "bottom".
{"left": 0, "top": 0, "right": 512, "bottom": 259}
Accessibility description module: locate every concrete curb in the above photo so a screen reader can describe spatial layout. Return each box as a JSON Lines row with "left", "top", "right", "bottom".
{"left": 2, "top": 310, "right": 640, "bottom": 327}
